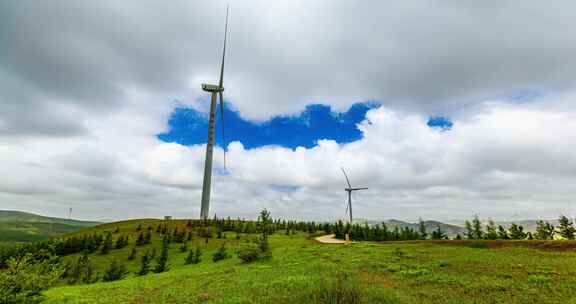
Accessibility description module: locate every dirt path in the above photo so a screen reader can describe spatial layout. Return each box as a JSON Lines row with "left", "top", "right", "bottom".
{"left": 315, "top": 234, "right": 346, "bottom": 244}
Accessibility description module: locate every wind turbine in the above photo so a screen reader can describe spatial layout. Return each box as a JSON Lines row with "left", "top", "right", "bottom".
{"left": 341, "top": 167, "right": 368, "bottom": 225}
{"left": 200, "top": 6, "right": 230, "bottom": 219}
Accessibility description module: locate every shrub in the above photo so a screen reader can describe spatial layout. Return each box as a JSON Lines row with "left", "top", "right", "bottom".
{"left": 0, "top": 254, "right": 64, "bottom": 304}
{"left": 153, "top": 243, "right": 169, "bottom": 273}
{"left": 102, "top": 260, "right": 128, "bottom": 282}
{"left": 237, "top": 244, "right": 262, "bottom": 263}
{"left": 184, "top": 247, "right": 201, "bottom": 265}
{"left": 212, "top": 244, "right": 229, "bottom": 262}
{"left": 138, "top": 251, "right": 151, "bottom": 276}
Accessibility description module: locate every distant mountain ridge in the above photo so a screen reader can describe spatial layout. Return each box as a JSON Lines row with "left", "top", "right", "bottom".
{"left": 357, "top": 219, "right": 467, "bottom": 237}
{"left": 0, "top": 210, "right": 100, "bottom": 242}
{"left": 356, "top": 218, "right": 559, "bottom": 237}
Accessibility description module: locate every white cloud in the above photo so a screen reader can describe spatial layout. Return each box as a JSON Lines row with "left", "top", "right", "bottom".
{"left": 1, "top": 89, "right": 576, "bottom": 221}
{"left": 2, "top": 1, "right": 576, "bottom": 221}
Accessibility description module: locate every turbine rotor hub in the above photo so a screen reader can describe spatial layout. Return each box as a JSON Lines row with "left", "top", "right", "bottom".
{"left": 202, "top": 83, "right": 224, "bottom": 92}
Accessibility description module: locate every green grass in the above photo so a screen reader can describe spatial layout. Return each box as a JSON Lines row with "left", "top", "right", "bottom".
{"left": 42, "top": 220, "right": 576, "bottom": 303}
{"left": 0, "top": 210, "right": 100, "bottom": 242}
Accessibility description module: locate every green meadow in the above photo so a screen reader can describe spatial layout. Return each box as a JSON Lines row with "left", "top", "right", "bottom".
{"left": 39, "top": 219, "right": 576, "bottom": 304}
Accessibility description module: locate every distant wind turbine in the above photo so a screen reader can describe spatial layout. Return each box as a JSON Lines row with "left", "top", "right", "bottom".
{"left": 199, "top": 5, "right": 230, "bottom": 219}
{"left": 341, "top": 167, "right": 368, "bottom": 225}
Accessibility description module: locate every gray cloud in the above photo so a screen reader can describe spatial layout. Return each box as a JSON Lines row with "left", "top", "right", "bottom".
{"left": 1, "top": 1, "right": 576, "bottom": 221}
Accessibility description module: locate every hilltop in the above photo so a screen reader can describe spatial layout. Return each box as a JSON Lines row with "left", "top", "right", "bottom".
{"left": 0, "top": 210, "right": 100, "bottom": 242}
{"left": 36, "top": 218, "right": 576, "bottom": 303}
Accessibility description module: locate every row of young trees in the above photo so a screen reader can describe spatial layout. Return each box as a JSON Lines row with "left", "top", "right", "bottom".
{"left": 462, "top": 215, "right": 576, "bottom": 240}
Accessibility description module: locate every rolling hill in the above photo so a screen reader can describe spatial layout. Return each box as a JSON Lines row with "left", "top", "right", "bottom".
{"left": 36, "top": 218, "right": 576, "bottom": 304}
{"left": 0, "top": 210, "right": 101, "bottom": 242}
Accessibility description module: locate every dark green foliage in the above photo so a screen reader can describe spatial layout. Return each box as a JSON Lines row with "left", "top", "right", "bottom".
{"left": 136, "top": 224, "right": 142, "bottom": 231}
{"left": 431, "top": 225, "right": 447, "bottom": 240}
{"left": 144, "top": 231, "right": 152, "bottom": 244}
{"left": 153, "top": 242, "right": 169, "bottom": 273}
{"left": 217, "top": 225, "right": 223, "bottom": 239}
{"left": 497, "top": 225, "right": 509, "bottom": 239}
{"left": 455, "top": 234, "right": 462, "bottom": 240}
{"left": 485, "top": 220, "right": 498, "bottom": 240}
{"left": 115, "top": 235, "right": 129, "bottom": 249}
{"left": 508, "top": 223, "right": 527, "bottom": 240}
{"left": 102, "top": 260, "right": 128, "bottom": 282}
{"left": 186, "top": 231, "right": 192, "bottom": 242}
{"left": 179, "top": 243, "right": 188, "bottom": 253}
{"left": 100, "top": 232, "right": 113, "bottom": 255}
{"left": 137, "top": 250, "right": 151, "bottom": 276}
{"left": 212, "top": 244, "right": 229, "bottom": 262}
{"left": 237, "top": 243, "right": 263, "bottom": 263}
{"left": 184, "top": 247, "right": 201, "bottom": 265}
{"left": 471, "top": 215, "right": 483, "bottom": 240}
{"left": 418, "top": 218, "right": 427, "bottom": 240}
{"left": 0, "top": 254, "right": 64, "bottom": 304}
{"left": 135, "top": 232, "right": 145, "bottom": 246}
{"left": 68, "top": 251, "right": 98, "bottom": 284}
{"left": 113, "top": 227, "right": 120, "bottom": 234}
{"left": 465, "top": 220, "right": 473, "bottom": 240}
{"left": 558, "top": 215, "right": 576, "bottom": 240}
{"left": 128, "top": 247, "right": 137, "bottom": 261}
{"left": 535, "top": 220, "right": 555, "bottom": 240}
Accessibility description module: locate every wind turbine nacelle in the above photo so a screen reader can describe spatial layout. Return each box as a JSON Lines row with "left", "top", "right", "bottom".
{"left": 202, "top": 83, "right": 224, "bottom": 92}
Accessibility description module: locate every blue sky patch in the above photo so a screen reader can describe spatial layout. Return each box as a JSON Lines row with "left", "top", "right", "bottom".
{"left": 158, "top": 103, "right": 376, "bottom": 149}
{"left": 427, "top": 116, "right": 453, "bottom": 131}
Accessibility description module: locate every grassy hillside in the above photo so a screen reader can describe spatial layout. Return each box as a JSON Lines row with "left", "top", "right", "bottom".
{"left": 0, "top": 210, "right": 100, "bottom": 242}
{"left": 41, "top": 219, "right": 576, "bottom": 304}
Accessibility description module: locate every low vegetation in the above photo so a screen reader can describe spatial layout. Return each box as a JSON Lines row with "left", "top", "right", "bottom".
{"left": 1, "top": 211, "right": 576, "bottom": 303}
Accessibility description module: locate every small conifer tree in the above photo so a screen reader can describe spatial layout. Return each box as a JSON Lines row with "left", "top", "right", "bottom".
{"left": 100, "top": 232, "right": 113, "bottom": 255}
{"left": 153, "top": 242, "right": 169, "bottom": 273}
{"left": 184, "top": 249, "right": 195, "bottom": 265}
{"left": 102, "top": 260, "right": 128, "bottom": 282}
{"left": 558, "top": 215, "right": 576, "bottom": 240}
{"left": 471, "top": 215, "right": 483, "bottom": 240}
{"left": 128, "top": 247, "right": 137, "bottom": 261}
{"left": 212, "top": 244, "right": 229, "bottom": 262}
{"left": 180, "top": 243, "right": 188, "bottom": 253}
{"left": 535, "top": 220, "right": 555, "bottom": 240}
{"left": 485, "top": 220, "right": 498, "bottom": 240}
{"left": 418, "top": 218, "right": 427, "bottom": 240}
{"left": 138, "top": 251, "right": 151, "bottom": 276}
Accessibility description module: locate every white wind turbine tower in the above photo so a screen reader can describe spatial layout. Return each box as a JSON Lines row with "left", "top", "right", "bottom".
{"left": 200, "top": 6, "right": 230, "bottom": 219}
{"left": 341, "top": 167, "right": 368, "bottom": 225}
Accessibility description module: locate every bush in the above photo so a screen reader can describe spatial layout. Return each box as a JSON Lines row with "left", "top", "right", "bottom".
{"left": 153, "top": 243, "right": 169, "bottom": 273}
{"left": 0, "top": 254, "right": 64, "bottom": 304}
{"left": 212, "top": 245, "right": 229, "bottom": 262}
{"left": 185, "top": 247, "right": 201, "bottom": 265}
{"left": 237, "top": 244, "right": 261, "bottom": 263}
{"left": 102, "top": 260, "right": 128, "bottom": 282}
{"left": 137, "top": 251, "right": 151, "bottom": 276}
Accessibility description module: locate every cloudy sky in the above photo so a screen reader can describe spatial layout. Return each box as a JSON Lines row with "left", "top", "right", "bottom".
{"left": 1, "top": 1, "right": 576, "bottom": 222}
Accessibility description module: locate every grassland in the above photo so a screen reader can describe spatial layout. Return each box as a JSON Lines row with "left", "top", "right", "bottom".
{"left": 0, "top": 210, "right": 100, "bottom": 242}
{"left": 37, "top": 218, "right": 576, "bottom": 304}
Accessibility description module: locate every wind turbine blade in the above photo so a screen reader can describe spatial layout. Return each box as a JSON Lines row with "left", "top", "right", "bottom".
{"left": 218, "top": 4, "right": 229, "bottom": 89}
{"left": 219, "top": 91, "right": 226, "bottom": 170}
{"left": 341, "top": 167, "right": 352, "bottom": 188}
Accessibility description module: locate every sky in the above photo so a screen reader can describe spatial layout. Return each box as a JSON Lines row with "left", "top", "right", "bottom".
{"left": 1, "top": 1, "right": 576, "bottom": 222}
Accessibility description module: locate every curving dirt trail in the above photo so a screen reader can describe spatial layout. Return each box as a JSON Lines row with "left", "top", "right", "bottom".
{"left": 315, "top": 234, "right": 346, "bottom": 244}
